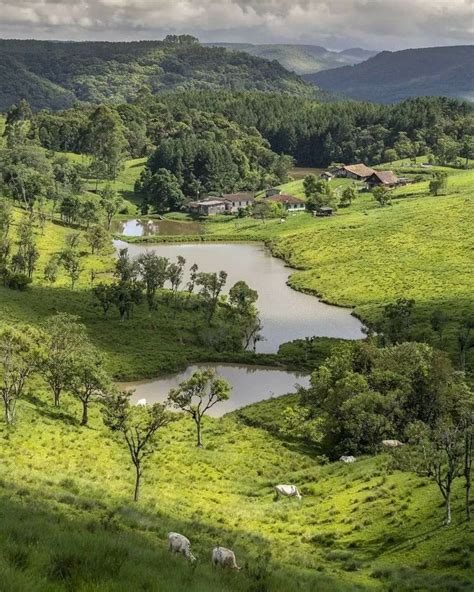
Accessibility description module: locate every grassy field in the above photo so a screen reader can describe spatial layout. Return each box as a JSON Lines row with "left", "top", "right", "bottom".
{"left": 0, "top": 385, "right": 472, "bottom": 592}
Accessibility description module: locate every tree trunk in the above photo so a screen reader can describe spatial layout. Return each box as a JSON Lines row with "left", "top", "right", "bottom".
{"left": 465, "top": 432, "right": 472, "bottom": 521}
{"left": 445, "top": 489, "right": 452, "bottom": 526}
{"left": 80, "top": 400, "right": 89, "bottom": 426}
{"left": 4, "top": 400, "right": 14, "bottom": 425}
{"left": 133, "top": 465, "right": 141, "bottom": 502}
{"left": 196, "top": 420, "right": 203, "bottom": 448}
{"left": 54, "top": 387, "right": 61, "bottom": 408}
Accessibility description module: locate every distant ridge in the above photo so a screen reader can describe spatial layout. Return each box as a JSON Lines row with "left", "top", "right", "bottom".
{"left": 305, "top": 45, "right": 474, "bottom": 103}
{"left": 205, "top": 42, "right": 377, "bottom": 74}
{"left": 0, "top": 38, "right": 313, "bottom": 111}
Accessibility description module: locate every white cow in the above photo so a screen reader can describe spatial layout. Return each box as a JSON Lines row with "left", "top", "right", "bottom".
{"left": 212, "top": 547, "right": 241, "bottom": 570}
{"left": 136, "top": 398, "right": 147, "bottom": 406}
{"left": 168, "top": 532, "right": 196, "bottom": 563}
{"left": 382, "top": 439, "right": 405, "bottom": 448}
{"left": 340, "top": 455, "right": 356, "bottom": 463}
{"left": 274, "top": 484, "right": 302, "bottom": 501}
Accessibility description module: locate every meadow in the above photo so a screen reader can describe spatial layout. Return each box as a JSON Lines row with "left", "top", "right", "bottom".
{"left": 0, "top": 382, "right": 472, "bottom": 592}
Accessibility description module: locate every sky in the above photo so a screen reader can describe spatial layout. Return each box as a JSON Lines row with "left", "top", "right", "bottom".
{"left": 0, "top": 0, "right": 473, "bottom": 50}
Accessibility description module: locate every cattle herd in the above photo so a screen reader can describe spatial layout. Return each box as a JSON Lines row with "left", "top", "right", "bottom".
{"left": 167, "top": 448, "right": 401, "bottom": 571}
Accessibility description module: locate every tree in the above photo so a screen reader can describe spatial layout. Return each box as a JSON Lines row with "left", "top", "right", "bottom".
{"left": 100, "top": 185, "right": 123, "bottom": 230}
{"left": 42, "top": 314, "right": 88, "bottom": 407}
{"left": 92, "top": 282, "right": 115, "bottom": 318}
{"left": 68, "top": 350, "right": 110, "bottom": 426}
{"left": 168, "top": 369, "right": 231, "bottom": 447}
{"left": 339, "top": 185, "right": 357, "bottom": 208}
{"left": 402, "top": 420, "right": 466, "bottom": 525}
{"left": 252, "top": 200, "right": 282, "bottom": 223}
{"left": 187, "top": 263, "right": 199, "bottom": 295}
{"left": 103, "top": 393, "right": 172, "bottom": 501}
{"left": 86, "top": 224, "right": 110, "bottom": 254}
{"left": 380, "top": 298, "right": 415, "bottom": 344}
{"left": 228, "top": 281, "right": 262, "bottom": 351}
{"left": 60, "top": 247, "right": 82, "bottom": 289}
{"left": 429, "top": 172, "right": 448, "bottom": 196}
{"left": 383, "top": 148, "right": 398, "bottom": 164}
{"left": 0, "top": 325, "right": 44, "bottom": 424}
{"left": 167, "top": 256, "right": 186, "bottom": 304}
{"left": 0, "top": 197, "right": 12, "bottom": 238}
{"left": 135, "top": 168, "right": 186, "bottom": 213}
{"left": 304, "top": 177, "right": 337, "bottom": 211}
{"left": 196, "top": 271, "right": 227, "bottom": 323}
{"left": 372, "top": 185, "right": 391, "bottom": 207}
{"left": 88, "top": 106, "right": 128, "bottom": 180}
{"left": 112, "top": 281, "right": 142, "bottom": 321}
{"left": 137, "top": 252, "right": 169, "bottom": 310}
{"left": 114, "top": 248, "right": 138, "bottom": 283}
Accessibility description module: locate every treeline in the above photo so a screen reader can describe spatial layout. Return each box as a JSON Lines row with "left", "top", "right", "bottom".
{"left": 24, "top": 91, "right": 474, "bottom": 176}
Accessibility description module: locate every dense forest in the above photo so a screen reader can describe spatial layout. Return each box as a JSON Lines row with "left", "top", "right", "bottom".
{"left": 0, "top": 37, "right": 313, "bottom": 111}
{"left": 26, "top": 90, "right": 474, "bottom": 172}
{"left": 306, "top": 45, "right": 474, "bottom": 103}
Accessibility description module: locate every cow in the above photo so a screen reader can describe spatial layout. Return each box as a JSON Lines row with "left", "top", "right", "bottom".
{"left": 340, "top": 455, "right": 356, "bottom": 463}
{"left": 382, "top": 439, "right": 405, "bottom": 448}
{"left": 212, "top": 546, "right": 241, "bottom": 570}
{"left": 274, "top": 484, "right": 302, "bottom": 501}
{"left": 136, "top": 398, "right": 147, "bottom": 406}
{"left": 167, "top": 532, "right": 196, "bottom": 563}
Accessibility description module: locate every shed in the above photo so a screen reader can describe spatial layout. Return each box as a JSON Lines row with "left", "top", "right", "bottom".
{"left": 366, "top": 170, "right": 398, "bottom": 187}
{"left": 315, "top": 206, "right": 334, "bottom": 217}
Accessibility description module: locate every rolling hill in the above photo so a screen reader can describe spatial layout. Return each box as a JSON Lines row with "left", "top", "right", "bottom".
{"left": 0, "top": 38, "right": 313, "bottom": 111}
{"left": 206, "top": 42, "right": 377, "bottom": 74}
{"left": 305, "top": 45, "right": 474, "bottom": 103}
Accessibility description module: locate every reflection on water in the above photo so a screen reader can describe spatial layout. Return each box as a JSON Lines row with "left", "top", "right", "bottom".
{"left": 119, "top": 363, "right": 311, "bottom": 416}
{"left": 112, "top": 218, "right": 204, "bottom": 237}
{"left": 114, "top": 240, "right": 365, "bottom": 353}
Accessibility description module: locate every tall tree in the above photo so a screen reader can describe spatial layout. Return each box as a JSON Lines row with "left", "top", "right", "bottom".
{"left": 103, "top": 393, "right": 172, "bottom": 501}
{"left": 168, "top": 369, "right": 230, "bottom": 447}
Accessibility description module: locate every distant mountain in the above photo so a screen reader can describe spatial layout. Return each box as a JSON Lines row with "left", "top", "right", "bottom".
{"left": 305, "top": 45, "right": 474, "bottom": 103}
{"left": 205, "top": 43, "right": 378, "bottom": 75}
{"left": 0, "top": 38, "right": 313, "bottom": 111}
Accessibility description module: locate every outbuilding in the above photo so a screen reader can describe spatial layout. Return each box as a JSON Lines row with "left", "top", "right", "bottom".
{"left": 315, "top": 206, "right": 334, "bottom": 217}
{"left": 366, "top": 170, "right": 398, "bottom": 188}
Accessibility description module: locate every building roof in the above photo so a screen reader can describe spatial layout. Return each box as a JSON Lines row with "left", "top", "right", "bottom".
{"left": 220, "top": 192, "right": 254, "bottom": 203}
{"left": 189, "top": 199, "right": 226, "bottom": 207}
{"left": 343, "top": 163, "right": 376, "bottom": 178}
{"left": 266, "top": 194, "right": 305, "bottom": 205}
{"left": 368, "top": 170, "right": 398, "bottom": 185}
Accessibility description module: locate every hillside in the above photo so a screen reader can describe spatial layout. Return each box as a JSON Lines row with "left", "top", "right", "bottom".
{"left": 305, "top": 45, "right": 474, "bottom": 103}
{"left": 0, "top": 38, "right": 312, "bottom": 111}
{"left": 205, "top": 43, "right": 377, "bottom": 75}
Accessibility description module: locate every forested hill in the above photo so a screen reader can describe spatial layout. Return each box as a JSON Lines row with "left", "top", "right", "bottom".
{"left": 205, "top": 43, "right": 377, "bottom": 74}
{"left": 305, "top": 45, "right": 474, "bottom": 103}
{"left": 0, "top": 37, "right": 313, "bottom": 111}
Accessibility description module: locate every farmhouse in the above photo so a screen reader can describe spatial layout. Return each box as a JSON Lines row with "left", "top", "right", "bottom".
{"left": 188, "top": 199, "right": 227, "bottom": 216}
{"left": 220, "top": 192, "right": 255, "bottom": 213}
{"left": 366, "top": 170, "right": 399, "bottom": 188}
{"left": 334, "top": 163, "right": 375, "bottom": 180}
{"left": 266, "top": 194, "right": 306, "bottom": 213}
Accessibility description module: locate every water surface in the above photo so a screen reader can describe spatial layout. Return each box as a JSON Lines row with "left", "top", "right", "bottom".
{"left": 120, "top": 363, "right": 310, "bottom": 416}
{"left": 114, "top": 240, "right": 365, "bottom": 353}
{"left": 112, "top": 218, "right": 204, "bottom": 237}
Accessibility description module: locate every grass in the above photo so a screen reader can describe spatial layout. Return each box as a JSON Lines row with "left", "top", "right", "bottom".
{"left": 0, "top": 387, "right": 472, "bottom": 591}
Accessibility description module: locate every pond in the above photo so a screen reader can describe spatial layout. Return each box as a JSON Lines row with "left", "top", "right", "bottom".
{"left": 111, "top": 218, "right": 204, "bottom": 237}
{"left": 119, "top": 363, "right": 311, "bottom": 417}
{"left": 114, "top": 240, "right": 365, "bottom": 354}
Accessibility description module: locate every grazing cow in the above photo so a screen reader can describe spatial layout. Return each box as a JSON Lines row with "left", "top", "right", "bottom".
{"left": 212, "top": 546, "right": 241, "bottom": 570}
{"left": 274, "top": 484, "right": 302, "bottom": 501}
{"left": 340, "top": 455, "right": 356, "bottom": 463}
{"left": 382, "top": 439, "right": 405, "bottom": 448}
{"left": 136, "top": 398, "right": 147, "bottom": 406}
{"left": 168, "top": 532, "right": 196, "bottom": 563}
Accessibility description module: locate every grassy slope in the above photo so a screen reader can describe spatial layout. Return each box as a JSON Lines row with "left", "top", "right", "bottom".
{"left": 0, "top": 388, "right": 472, "bottom": 591}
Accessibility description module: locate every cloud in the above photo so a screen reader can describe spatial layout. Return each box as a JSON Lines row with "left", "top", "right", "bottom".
{"left": 0, "top": 0, "right": 472, "bottom": 49}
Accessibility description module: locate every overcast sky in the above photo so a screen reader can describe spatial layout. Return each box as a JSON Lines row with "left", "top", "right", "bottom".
{"left": 0, "top": 0, "right": 472, "bottom": 50}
